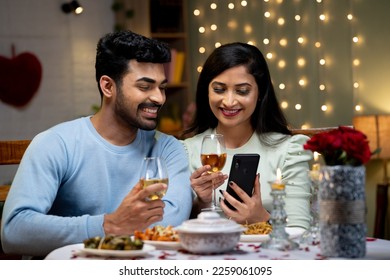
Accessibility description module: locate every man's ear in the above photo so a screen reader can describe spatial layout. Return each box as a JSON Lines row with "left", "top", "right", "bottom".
{"left": 100, "top": 75, "right": 115, "bottom": 98}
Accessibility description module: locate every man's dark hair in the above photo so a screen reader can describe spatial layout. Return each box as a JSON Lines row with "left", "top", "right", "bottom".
{"left": 95, "top": 30, "right": 171, "bottom": 98}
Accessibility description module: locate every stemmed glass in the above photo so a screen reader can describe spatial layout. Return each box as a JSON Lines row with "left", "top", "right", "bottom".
{"left": 140, "top": 157, "right": 169, "bottom": 201}
{"left": 299, "top": 154, "right": 321, "bottom": 245}
{"left": 200, "top": 134, "right": 227, "bottom": 211}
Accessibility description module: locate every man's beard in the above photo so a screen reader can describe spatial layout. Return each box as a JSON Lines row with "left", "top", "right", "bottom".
{"left": 115, "top": 88, "right": 161, "bottom": 131}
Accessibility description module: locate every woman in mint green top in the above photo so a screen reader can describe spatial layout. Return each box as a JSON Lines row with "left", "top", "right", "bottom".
{"left": 182, "top": 42, "right": 312, "bottom": 229}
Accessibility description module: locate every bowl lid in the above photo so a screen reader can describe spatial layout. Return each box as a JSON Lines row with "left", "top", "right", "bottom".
{"left": 176, "top": 212, "right": 245, "bottom": 233}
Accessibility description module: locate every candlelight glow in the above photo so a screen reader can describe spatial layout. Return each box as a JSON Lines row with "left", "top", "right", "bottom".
{"left": 276, "top": 168, "right": 282, "bottom": 182}
{"left": 272, "top": 168, "right": 285, "bottom": 190}
{"left": 312, "top": 152, "right": 321, "bottom": 171}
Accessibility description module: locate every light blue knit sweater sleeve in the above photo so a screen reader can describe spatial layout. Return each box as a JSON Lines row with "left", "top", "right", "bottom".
{"left": 1, "top": 117, "right": 192, "bottom": 257}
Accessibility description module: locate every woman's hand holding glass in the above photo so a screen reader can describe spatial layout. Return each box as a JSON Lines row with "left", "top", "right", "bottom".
{"left": 190, "top": 165, "right": 227, "bottom": 206}
{"left": 200, "top": 134, "right": 227, "bottom": 211}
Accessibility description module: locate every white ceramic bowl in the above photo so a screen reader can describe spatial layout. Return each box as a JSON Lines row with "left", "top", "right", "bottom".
{"left": 176, "top": 212, "right": 245, "bottom": 254}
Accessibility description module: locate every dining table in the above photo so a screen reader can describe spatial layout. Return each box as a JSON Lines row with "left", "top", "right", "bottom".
{"left": 45, "top": 236, "right": 390, "bottom": 260}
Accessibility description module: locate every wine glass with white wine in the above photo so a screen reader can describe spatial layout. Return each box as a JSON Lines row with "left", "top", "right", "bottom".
{"left": 200, "top": 134, "right": 227, "bottom": 211}
{"left": 140, "top": 157, "right": 168, "bottom": 201}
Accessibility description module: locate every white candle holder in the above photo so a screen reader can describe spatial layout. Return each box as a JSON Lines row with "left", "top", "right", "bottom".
{"left": 299, "top": 169, "right": 321, "bottom": 245}
{"left": 261, "top": 181, "right": 299, "bottom": 251}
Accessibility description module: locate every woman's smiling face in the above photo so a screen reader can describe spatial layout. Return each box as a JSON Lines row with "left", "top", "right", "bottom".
{"left": 208, "top": 65, "right": 259, "bottom": 129}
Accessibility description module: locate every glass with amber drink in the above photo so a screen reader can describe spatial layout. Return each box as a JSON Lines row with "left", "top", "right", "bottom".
{"left": 200, "top": 134, "right": 227, "bottom": 211}
{"left": 140, "top": 157, "right": 168, "bottom": 200}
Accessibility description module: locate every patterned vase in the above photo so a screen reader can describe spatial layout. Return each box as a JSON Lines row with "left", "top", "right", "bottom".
{"left": 318, "top": 165, "right": 366, "bottom": 258}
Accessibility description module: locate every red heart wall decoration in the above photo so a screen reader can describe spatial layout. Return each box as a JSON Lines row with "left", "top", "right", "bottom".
{"left": 0, "top": 45, "right": 42, "bottom": 108}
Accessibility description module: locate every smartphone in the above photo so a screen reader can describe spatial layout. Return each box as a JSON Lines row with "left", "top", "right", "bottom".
{"left": 224, "top": 153, "right": 260, "bottom": 210}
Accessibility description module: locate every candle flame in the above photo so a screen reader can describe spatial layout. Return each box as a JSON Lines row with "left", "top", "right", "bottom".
{"left": 312, "top": 152, "right": 321, "bottom": 171}
{"left": 272, "top": 168, "right": 285, "bottom": 190}
{"left": 276, "top": 168, "right": 282, "bottom": 182}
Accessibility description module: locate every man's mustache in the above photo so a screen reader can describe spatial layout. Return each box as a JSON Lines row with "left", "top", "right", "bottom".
{"left": 139, "top": 103, "right": 162, "bottom": 110}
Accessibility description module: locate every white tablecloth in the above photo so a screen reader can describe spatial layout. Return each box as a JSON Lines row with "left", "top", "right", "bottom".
{"left": 45, "top": 237, "right": 390, "bottom": 260}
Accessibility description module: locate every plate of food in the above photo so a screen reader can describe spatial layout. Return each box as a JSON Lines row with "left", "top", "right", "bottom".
{"left": 134, "top": 225, "right": 182, "bottom": 250}
{"left": 143, "top": 240, "right": 182, "bottom": 250}
{"left": 81, "top": 235, "right": 155, "bottom": 258}
{"left": 81, "top": 244, "right": 155, "bottom": 257}
{"left": 240, "top": 223, "right": 305, "bottom": 242}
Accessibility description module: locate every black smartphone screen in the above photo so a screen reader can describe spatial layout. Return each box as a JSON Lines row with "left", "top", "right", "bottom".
{"left": 224, "top": 153, "right": 260, "bottom": 210}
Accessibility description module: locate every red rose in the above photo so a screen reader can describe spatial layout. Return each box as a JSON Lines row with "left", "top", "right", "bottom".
{"left": 303, "top": 126, "right": 374, "bottom": 166}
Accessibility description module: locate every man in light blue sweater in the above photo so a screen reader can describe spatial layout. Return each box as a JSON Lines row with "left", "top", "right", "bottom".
{"left": 1, "top": 30, "right": 192, "bottom": 258}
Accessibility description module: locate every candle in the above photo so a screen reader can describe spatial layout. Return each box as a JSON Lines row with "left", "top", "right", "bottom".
{"left": 272, "top": 168, "right": 285, "bottom": 190}
{"left": 312, "top": 151, "right": 320, "bottom": 171}
{"left": 310, "top": 152, "right": 321, "bottom": 181}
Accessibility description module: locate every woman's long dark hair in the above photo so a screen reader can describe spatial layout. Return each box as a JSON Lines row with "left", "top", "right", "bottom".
{"left": 183, "top": 42, "right": 291, "bottom": 144}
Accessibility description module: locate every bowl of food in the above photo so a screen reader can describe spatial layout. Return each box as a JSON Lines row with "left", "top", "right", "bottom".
{"left": 176, "top": 211, "right": 245, "bottom": 254}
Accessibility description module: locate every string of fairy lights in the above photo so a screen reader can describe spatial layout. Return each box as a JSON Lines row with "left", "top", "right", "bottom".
{"left": 348, "top": 0, "right": 362, "bottom": 113}
{"left": 191, "top": 0, "right": 361, "bottom": 128}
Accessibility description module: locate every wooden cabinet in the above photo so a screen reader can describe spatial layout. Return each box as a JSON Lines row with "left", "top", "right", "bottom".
{"left": 115, "top": 0, "right": 192, "bottom": 138}
{"left": 149, "top": 0, "right": 191, "bottom": 138}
